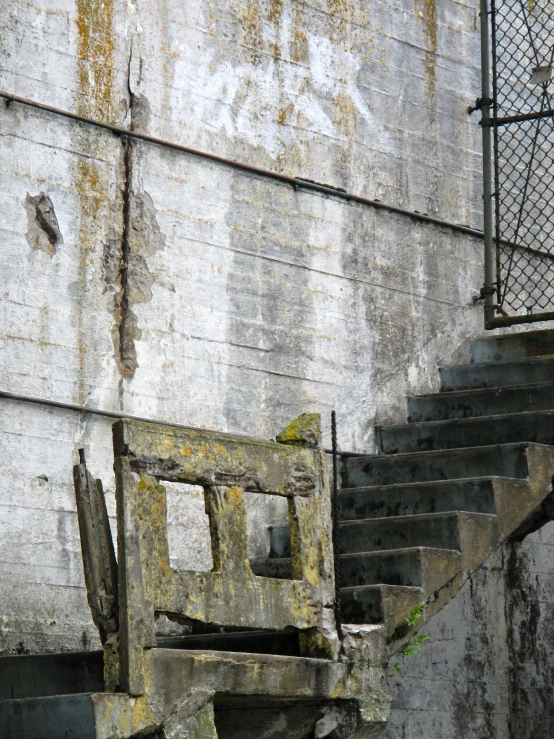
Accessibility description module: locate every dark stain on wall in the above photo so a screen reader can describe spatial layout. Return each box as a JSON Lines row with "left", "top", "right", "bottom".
{"left": 505, "top": 535, "right": 554, "bottom": 739}
{"left": 223, "top": 175, "right": 316, "bottom": 436}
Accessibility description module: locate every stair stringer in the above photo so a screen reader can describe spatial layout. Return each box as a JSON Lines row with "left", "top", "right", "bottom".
{"left": 384, "top": 443, "right": 554, "bottom": 651}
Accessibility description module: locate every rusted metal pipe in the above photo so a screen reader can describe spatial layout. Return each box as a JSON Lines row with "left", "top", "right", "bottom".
{"left": 1, "top": 88, "right": 484, "bottom": 239}
{"left": 331, "top": 410, "right": 342, "bottom": 639}
{"left": 479, "top": 0, "right": 496, "bottom": 329}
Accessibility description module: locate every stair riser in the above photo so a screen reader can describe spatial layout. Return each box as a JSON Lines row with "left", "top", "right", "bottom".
{"left": 340, "top": 516, "right": 461, "bottom": 554}
{"left": 341, "top": 552, "right": 424, "bottom": 587}
{"left": 378, "top": 412, "right": 554, "bottom": 454}
{"left": 270, "top": 515, "right": 463, "bottom": 555}
{"left": 440, "top": 358, "right": 554, "bottom": 391}
{"left": 341, "top": 588, "right": 383, "bottom": 623}
{"left": 408, "top": 383, "right": 554, "bottom": 422}
{"left": 471, "top": 330, "right": 554, "bottom": 363}
{"left": 0, "top": 695, "right": 96, "bottom": 739}
{"left": 341, "top": 586, "right": 425, "bottom": 634}
{"left": 340, "top": 479, "right": 496, "bottom": 520}
{"left": 255, "top": 555, "right": 419, "bottom": 587}
{"left": 253, "top": 549, "right": 458, "bottom": 590}
{"left": 343, "top": 444, "right": 529, "bottom": 488}
{"left": 0, "top": 652, "right": 103, "bottom": 701}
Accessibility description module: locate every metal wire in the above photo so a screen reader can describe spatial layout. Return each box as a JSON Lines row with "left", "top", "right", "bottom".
{"left": 489, "top": 0, "right": 554, "bottom": 323}
{"left": 0, "top": 89, "right": 483, "bottom": 239}
{"left": 331, "top": 410, "right": 342, "bottom": 639}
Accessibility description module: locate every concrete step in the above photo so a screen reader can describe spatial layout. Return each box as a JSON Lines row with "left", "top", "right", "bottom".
{"left": 378, "top": 410, "right": 554, "bottom": 454}
{"left": 408, "top": 382, "right": 554, "bottom": 422}
{"left": 342, "top": 442, "right": 532, "bottom": 488}
{"left": 440, "top": 355, "right": 554, "bottom": 391}
{"left": 340, "top": 512, "right": 482, "bottom": 554}
{"left": 0, "top": 651, "right": 103, "bottom": 701}
{"left": 0, "top": 693, "right": 96, "bottom": 739}
{"left": 471, "top": 329, "right": 554, "bottom": 363}
{"left": 252, "top": 545, "right": 462, "bottom": 589}
{"left": 250, "top": 557, "right": 293, "bottom": 579}
{"left": 340, "top": 478, "right": 497, "bottom": 520}
{"left": 341, "top": 584, "right": 425, "bottom": 629}
{"left": 269, "top": 511, "right": 497, "bottom": 555}
{"left": 158, "top": 630, "right": 300, "bottom": 656}
{"left": 340, "top": 547, "right": 462, "bottom": 589}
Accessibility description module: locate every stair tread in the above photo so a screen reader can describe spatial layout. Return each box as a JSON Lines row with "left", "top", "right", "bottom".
{"left": 378, "top": 409, "right": 554, "bottom": 453}
{"left": 0, "top": 692, "right": 97, "bottom": 703}
{"left": 0, "top": 651, "right": 103, "bottom": 701}
{"left": 440, "top": 354, "right": 554, "bottom": 391}
{"left": 272, "top": 510, "right": 497, "bottom": 530}
{"left": 340, "top": 546, "right": 461, "bottom": 559}
{"left": 382, "top": 407, "right": 554, "bottom": 432}
{"left": 340, "top": 546, "right": 462, "bottom": 588}
{"left": 271, "top": 512, "right": 497, "bottom": 558}
{"left": 408, "top": 381, "right": 554, "bottom": 422}
{"left": 412, "top": 379, "right": 554, "bottom": 402}
{"left": 341, "top": 474, "right": 498, "bottom": 494}
{"left": 471, "top": 329, "right": 554, "bottom": 363}
{"left": 341, "top": 584, "right": 423, "bottom": 593}
{"left": 339, "top": 477, "right": 498, "bottom": 519}
{"left": 343, "top": 442, "right": 539, "bottom": 487}
{"left": 257, "top": 546, "right": 461, "bottom": 561}
{"left": 340, "top": 511, "right": 497, "bottom": 526}
{"left": 340, "top": 583, "right": 426, "bottom": 629}
{"left": 441, "top": 354, "right": 554, "bottom": 373}
{"left": 344, "top": 440, "right": 540, "bottom": 462}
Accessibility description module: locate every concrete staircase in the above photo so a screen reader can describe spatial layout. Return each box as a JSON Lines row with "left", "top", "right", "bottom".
{"left": 263, "top": 328, "right": 554, "bottom": 644}
{"left": 5, "top": 328, "right": 554, "bottom": 737}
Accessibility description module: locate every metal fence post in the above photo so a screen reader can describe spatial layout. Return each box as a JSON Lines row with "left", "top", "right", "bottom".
{"left": 480, "top": 0, "right": 496, "bottom": 328}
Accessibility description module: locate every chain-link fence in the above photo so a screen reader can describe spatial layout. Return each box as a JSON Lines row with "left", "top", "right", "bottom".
{"left": 491, "top": 0, "right": 554, "bottom": 322}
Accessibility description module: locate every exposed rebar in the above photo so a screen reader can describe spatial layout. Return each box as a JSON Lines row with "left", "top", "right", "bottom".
{"left": 331, "top": 410, "right": 342, "bottom": 639}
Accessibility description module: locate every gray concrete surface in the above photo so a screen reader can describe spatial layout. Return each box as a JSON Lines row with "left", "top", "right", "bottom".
{"left": 0, "top": 0, "right": 487, "bottom": 656}
{"left": 2, "top": 1, "right": 554, "bottom": 737}
{"left": 382, "top": 525, "right": 554, "bottom": 739}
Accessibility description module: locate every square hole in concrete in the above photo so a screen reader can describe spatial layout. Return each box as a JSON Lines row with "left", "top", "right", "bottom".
{"left": 164, "top": 482, "right": 213, "bottom": 572}
{"left": 244, "top": 492, "right": 292, "bottom": 579}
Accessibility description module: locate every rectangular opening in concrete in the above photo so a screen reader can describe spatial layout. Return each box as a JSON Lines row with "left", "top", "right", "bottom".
{"left": 244, "top": 491, "right": 292, "bottom": 580}
{"left": 164, "top": 482, "right": 213, "bottom": 573}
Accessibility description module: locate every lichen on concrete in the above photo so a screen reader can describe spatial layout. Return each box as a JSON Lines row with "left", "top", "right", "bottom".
{"left": 72, "top": 415, "right": 389, "bottom": 737}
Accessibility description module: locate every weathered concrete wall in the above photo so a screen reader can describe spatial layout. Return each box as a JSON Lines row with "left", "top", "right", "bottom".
{"left": 382, "top": 523, "right": 554, "bottom": 738}
{"left": 0, "top": 0, "right": 489, "bottom": 654}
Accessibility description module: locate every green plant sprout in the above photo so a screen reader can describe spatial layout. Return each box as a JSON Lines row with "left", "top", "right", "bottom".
{"left": 393, "top": 602, "right": 431, "bottom": 678}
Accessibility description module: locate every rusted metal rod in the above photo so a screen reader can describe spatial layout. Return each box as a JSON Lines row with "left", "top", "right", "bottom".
{"left": 479, "top": 0, "right": 496, "bottom": 329}
{"left": 331, "top": 410, "right": 342, "bottom": 639}
{"left": 0, "top": 389, "right": 368, "bottom": 456}
{"left": 0, "top": 88, "right": 483, "bottom": 239}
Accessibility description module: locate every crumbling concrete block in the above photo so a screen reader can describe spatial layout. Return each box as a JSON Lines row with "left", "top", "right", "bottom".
{"left": 73, "top": 414, "right": 390, "bottom": 738}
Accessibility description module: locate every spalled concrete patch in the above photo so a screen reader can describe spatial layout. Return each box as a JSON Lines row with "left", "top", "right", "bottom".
{"left": 25, "top": 193, "right": 63, "bottom": 255}
{"left": 107, "top": 187, "right": 166, "bottom": 379}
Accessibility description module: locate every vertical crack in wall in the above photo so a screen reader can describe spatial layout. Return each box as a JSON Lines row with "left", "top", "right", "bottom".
{"left": 117, "top": 126, "right": 135, "bottom": 377}
{"left": 111, "top": 41, "right": 164, "bottom": 379}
